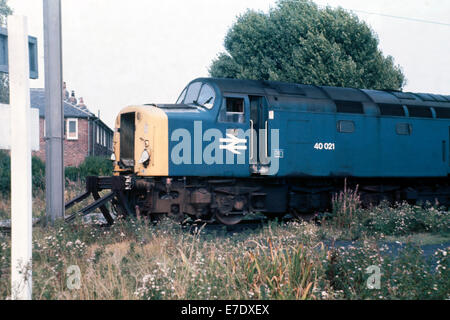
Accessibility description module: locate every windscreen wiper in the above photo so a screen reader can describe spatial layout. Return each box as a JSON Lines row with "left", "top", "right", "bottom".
{"left": 193, "top": 97, "right": 213, "bottom": 108}
{"left": 193, "top": 100, "right": 206, "bottom": 108}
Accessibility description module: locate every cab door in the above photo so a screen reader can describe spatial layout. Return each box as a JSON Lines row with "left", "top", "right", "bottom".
{"left": 215, "top": 94, "right": 250, "bottom": 176}
{"left": 249, "top": 96, "right": 270, "bottom": 172}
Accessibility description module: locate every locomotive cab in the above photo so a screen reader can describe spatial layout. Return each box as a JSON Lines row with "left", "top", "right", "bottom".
{"left": 112, "top": 104, "right": 169, "bottom": 176}
{"left": 112, "top": 78, "right": 279, "bottom": 178}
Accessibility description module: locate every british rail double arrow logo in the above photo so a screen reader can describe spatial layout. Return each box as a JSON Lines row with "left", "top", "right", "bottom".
{"left": 219, "top": 133, "right": 247, "bottom": 155}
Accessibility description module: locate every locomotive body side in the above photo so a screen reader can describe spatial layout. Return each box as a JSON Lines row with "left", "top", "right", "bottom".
{"left": 275, "top": 103, "right": 450, "bottom": 178}
{"left": 101, "top": 77, "right": 450, "bottom": 225}
{"left": 112, "top": 78, "right": 450, "bottom": 179}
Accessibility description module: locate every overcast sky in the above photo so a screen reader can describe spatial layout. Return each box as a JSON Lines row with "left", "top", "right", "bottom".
{"left": 8, "top": 0, "right": 450, "bottom": 128}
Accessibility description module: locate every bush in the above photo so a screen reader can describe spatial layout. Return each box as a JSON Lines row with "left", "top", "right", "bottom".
{"left": 78, "top": 156, "right": 112, "bottom": 179}
{"left": 329, "top": 184, "right": 450, "bottom": 237}
{"left": 32, "top": 154, "right": 46, "bottom": 190}
{"left": 64, "top": 156, "right": 113, "bottom": 184}
{"left": 0, "top": 151, "right": 10, "bottom": 194}
{"left": 64, "top": 166, "right": 79, "bottom": 182}
{"left": 0, "top": 152, "right": 112, "bottom": 195}
{"left": 324, "top": 242, "right": 450, "bottom": 299}
{"left": 65, "top": 157, "right": 113, "bottom": 181}
{"left": 0, "top": 150, "right": 46, "bottom": 195}
{"left": 362, "top": 202, "right": 450, "bottom": 236}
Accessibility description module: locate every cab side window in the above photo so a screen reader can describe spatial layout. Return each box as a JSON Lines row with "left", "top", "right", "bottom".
{"left": 218, "top": 97, "right": 245, "bottom": 123}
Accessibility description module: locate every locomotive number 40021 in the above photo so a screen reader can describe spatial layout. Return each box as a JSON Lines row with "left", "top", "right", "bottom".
{"left": 314, "top": 142, "right": 335, "bottom": 150}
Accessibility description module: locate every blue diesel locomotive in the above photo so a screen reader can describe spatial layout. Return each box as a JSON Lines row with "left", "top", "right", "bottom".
{"left": 67, "top": 78, "right": 450, "bottom": 225}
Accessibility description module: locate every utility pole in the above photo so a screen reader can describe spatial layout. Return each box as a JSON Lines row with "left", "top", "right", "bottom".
{"left": 43, "top": 0, "right": 64, "bottom": 223}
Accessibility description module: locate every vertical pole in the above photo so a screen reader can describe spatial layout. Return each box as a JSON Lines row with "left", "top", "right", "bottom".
{"left": 43, "top": 0, "right": 64, "bottom": 223}
{"left": 8, "top": 15, "right": 32, "bottom": 300}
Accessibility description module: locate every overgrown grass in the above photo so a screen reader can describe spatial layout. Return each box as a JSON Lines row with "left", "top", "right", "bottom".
{"left": 0, "top": 216, "right": 448, "bottom": 300}
{"left": 0, "top": 182, "right": 449, "bottom": 300}
{"left": 323, "top": 186, "right": 450, "bottom": 241}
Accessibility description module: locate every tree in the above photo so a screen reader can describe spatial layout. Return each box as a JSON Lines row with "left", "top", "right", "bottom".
{"left": 209, "top": 0, "right": 405, "bottom": 90}
{"left": 0, "top": 0, "right": 12, "bottom": 104}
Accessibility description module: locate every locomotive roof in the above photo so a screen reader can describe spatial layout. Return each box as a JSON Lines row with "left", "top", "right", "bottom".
{"left": 194, "top": 77, "right": 450, "bottom": 107}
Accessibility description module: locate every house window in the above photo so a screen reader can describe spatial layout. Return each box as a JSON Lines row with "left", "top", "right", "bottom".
{"left": 66, "top": 118, "right": 78, "bottom": 140}
{"left": 96, "top": 125, "right": 100, "bottom": 144}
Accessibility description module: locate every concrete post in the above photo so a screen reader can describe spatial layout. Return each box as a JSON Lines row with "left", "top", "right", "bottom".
{"left": 8, "top": 15, "right": 33, "bottom": 300}
{"left": 43, "top": 0, "right": 64, "bottom": 222}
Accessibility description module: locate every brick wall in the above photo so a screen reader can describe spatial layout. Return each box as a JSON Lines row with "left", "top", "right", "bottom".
{"left": 65, "top": 118, "right": 89, "bottom": 167}
{"left": 33, "top": 117, "right": 89, "bottom": 167}
{"left": 33, "top": 117, "right": 46, "bottom": 162}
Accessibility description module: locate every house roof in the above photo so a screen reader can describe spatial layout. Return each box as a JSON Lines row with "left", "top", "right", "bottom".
{"left": 30, "top": 88, "right": 95, "bottom": 118}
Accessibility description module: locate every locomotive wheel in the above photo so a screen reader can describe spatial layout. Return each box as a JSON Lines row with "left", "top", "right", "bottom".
{"left": 214, "top": 211, "right": 244, "bottom": 226}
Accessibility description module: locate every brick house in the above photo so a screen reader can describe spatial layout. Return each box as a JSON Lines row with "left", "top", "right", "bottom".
{"left": 31, "top": 88, "right": 113, "bottom": 167}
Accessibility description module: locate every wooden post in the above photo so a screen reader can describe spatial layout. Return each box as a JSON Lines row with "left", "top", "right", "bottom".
{"left": 8, "top": 15, "right": 33, "bottom": 300}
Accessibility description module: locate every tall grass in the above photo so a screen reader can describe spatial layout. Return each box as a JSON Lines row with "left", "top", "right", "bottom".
{"left": 331, "top": 181, "right": 361, "bottom": 229}
{"left": 327, "top": 183, "right": 450, "bottom": 239}
{"left": 0, "top": 178, "right": 449, "bottom": 300}
{"left": 0, "top": 217, "right": 448, "bottom": 300}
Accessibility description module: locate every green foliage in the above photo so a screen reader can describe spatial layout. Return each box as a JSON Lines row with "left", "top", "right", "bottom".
{"left": 331, "top": 184, "right": 361, "bottom": 229}
{"left": 64, "top": 156, "right": 113, "bottom": 183}
{"left": 0, "top": 150, "right": 46, "bottom": 195}
{"left": 78, "top": 156, "right": 113, "bottom": 178}
{"left": 64, "top": 158, "right": 109, "bottom": 183}
{"left": 64, "top": 166, "right": 79, "bottom": 182}
{"left": 210, "top": 0, "right": 405, "bottom": 90}
{"left": 0, "top": 0, "right": 12, "bottom": 104}
{"left": 328, "top": 185, "right": 450, "bottom": 238}
{"left": 32, "top": 153, "right": 46, "bottom": 190}
{"left": 324, "top": 242, "right": 449, "bottom": 299}
{"left": 0, "top": 0, "right": 12, "bottom": 25}
{"left": 0, "top": 150, "right": 10, "bottom": 194}
{"left": 363, "top": 202, "right": 450, "bottom": 236}
{"left": 0, "top": 151, "right": 112, "bottom": 195}
{"left": 1, "top": 217, "right": 448, "bottom": 300}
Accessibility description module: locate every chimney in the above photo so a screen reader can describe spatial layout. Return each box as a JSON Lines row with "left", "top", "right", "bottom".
{"left": 77, "top": 97, "right": 86, "bottom": 109}
{"left": 62, "top": 81, "right": 69, "bottom": 101}
{"left": 69, "top": 90, "right": 77, "bottom": 105}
